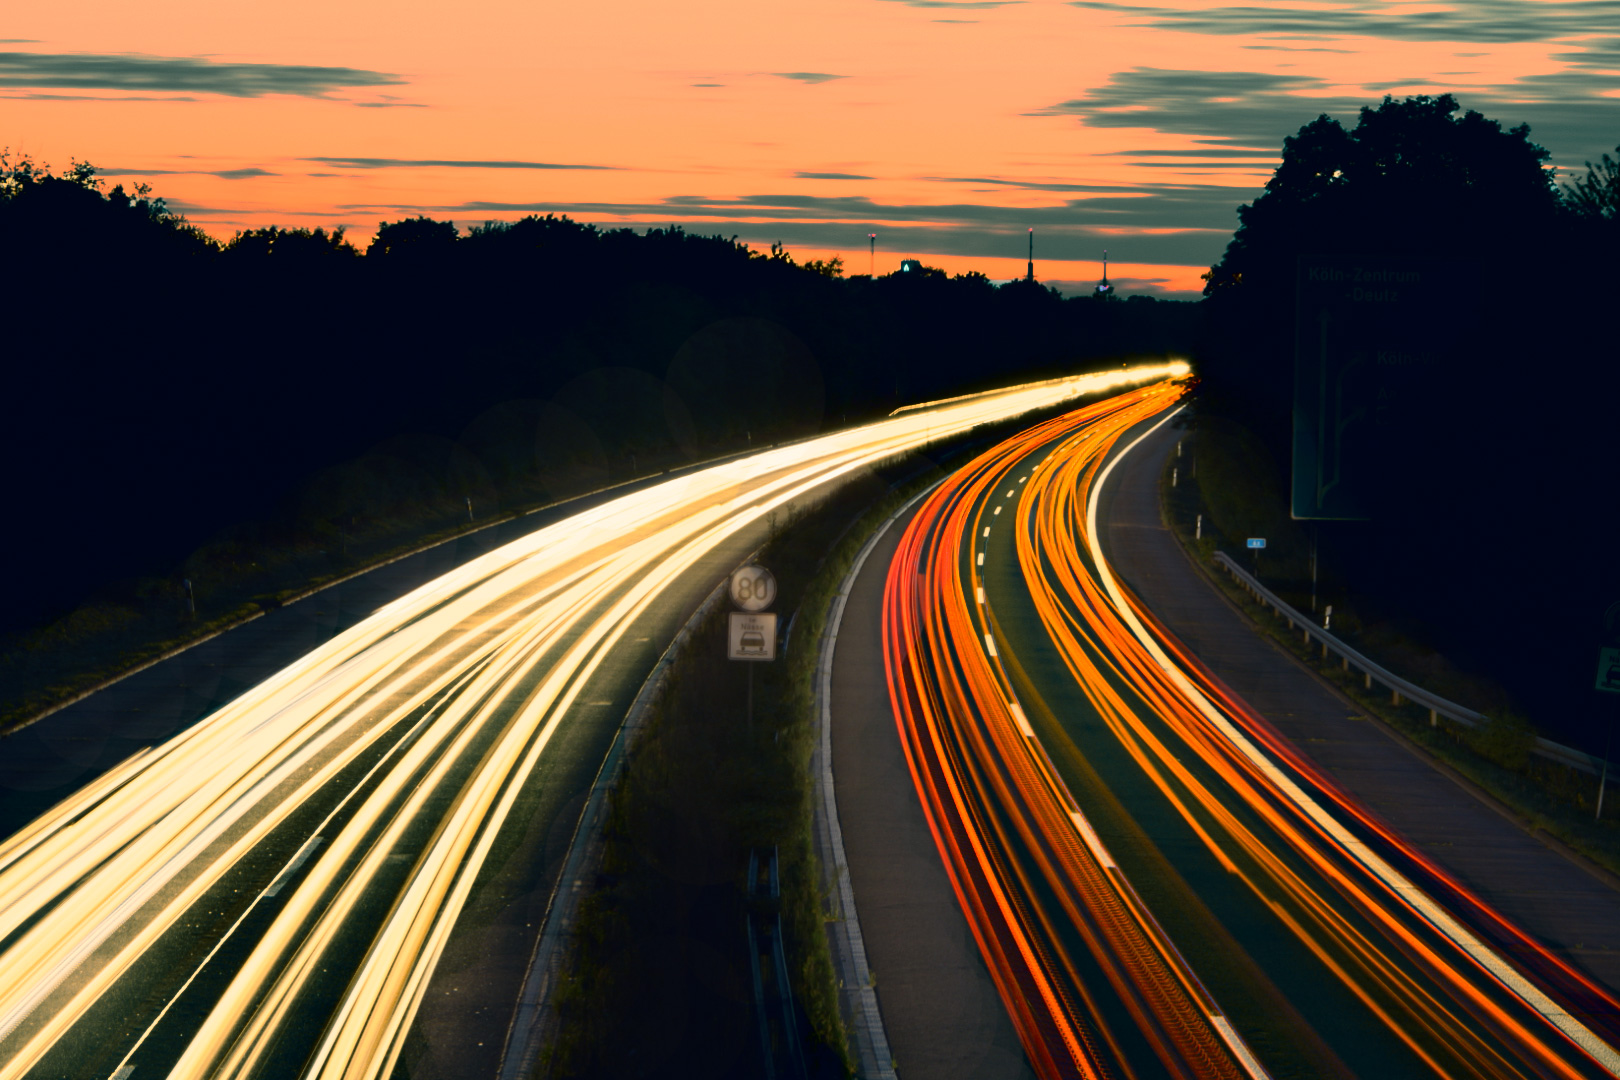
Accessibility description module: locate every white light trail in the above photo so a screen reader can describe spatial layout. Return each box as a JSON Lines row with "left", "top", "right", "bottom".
{"left": 0, "top": 362, "right": 1183, "bottom": 1079}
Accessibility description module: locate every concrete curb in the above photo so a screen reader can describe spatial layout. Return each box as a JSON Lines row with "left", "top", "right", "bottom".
{"left": 813, "top": 482, "right": 941, "bottom": 1080}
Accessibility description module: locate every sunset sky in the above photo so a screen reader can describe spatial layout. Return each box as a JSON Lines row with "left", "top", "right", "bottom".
{"left": 5, "top": 0, "right": 1617, "bottom": 297}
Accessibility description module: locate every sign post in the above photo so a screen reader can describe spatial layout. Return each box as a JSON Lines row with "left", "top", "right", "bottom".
{"left": 1246, "top": 537, "right": 1266, "bottom": 578}
{"left": 1595, "top": 647, "right": 1620, "bottom": 821}
{"left": 729, "top": 565, "right": 779, "bottom": 732}
{"left": 1291, "top": 256, "right": 1479, "bottom": 520}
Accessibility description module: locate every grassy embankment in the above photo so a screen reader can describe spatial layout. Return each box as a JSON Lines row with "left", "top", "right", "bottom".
{"left": 1162, "top": 414, "right": 1620, "bottom": 876}
{"left": 536, "top": 459, "right": 945, "bottom": 1079}
{"left": 0, "top": 441, "right": 735, "bottom": 735}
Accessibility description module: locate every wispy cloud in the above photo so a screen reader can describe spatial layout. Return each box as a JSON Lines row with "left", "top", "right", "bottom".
{"left": 1067, "top": 0, "right": 1620, "bottom": 45}
{"left": 0, "top": 92, "right": 201, "bottom": 102}
{"left": 304, "top": 156, "right": 617, "bottom": 170}
{"left": 771, "top": 72, "right": 847, "bottom": 84}
{"left": 98, "top": 165, "right": 278, "bottom": 180}
{"left": 0, "top": 51, "right": 402, "bottom": 98}
{"left": 879, "top": 0, "right": 1023, "bottom": 7}
{"left": 795, "top": 171, "right": 874, "bottom": 180}
{"left": 1102, "top": 147, "right": 1279, "bottom": 158}
{"left": 1033, "top": 67, "right": 1363, "bottom": 145}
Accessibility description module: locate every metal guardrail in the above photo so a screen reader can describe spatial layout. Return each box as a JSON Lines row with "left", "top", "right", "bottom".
{"left": 1211, "top": 552, "right": 1604, "bottom": 776}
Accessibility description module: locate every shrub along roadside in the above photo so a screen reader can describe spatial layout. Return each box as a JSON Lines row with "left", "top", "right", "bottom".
{"left": 0, "top": 442, "right": 734, "bottom": 736}
{"left": 1159, "top": 423, "right": 1620, "bottom": 877}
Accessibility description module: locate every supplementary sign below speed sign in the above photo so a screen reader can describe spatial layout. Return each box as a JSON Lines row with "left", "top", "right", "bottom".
{"left": 730, "top": 565, "right": 777, "bottom": 612}
{"left": 729, "top": 612, "right": 778, "bottom": 661}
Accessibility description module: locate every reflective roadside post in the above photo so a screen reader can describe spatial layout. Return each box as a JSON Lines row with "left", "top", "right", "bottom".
{"left": 1596, "top": 601, "right": 1620, "bottom": 821}
{"left": 729, "top": 565, "right": 778, "bottom": 732}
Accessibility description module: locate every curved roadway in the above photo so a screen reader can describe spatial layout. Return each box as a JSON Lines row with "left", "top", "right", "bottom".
{"left": 870, "top": 389, "right": 1620, "bottom": 1079}
{"left": 0, "top": 366, "right": 1181, "bottom": 1080}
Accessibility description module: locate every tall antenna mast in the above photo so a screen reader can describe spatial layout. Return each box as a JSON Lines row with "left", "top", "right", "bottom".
{"left": 1026, "top": 228, "right": 1034, "bottom": 281}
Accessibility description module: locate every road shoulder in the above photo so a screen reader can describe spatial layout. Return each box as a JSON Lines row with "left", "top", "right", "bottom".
{"left": 828, "top": 501, "right": 1035, "bottom": 1080}
{"left": 1097, "top": 418, "right": 1620, "bottom": 995}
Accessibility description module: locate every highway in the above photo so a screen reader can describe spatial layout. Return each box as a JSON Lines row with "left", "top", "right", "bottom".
{"left": 882, "top": 386, "right": 1620, "bottom": 1079}
{"left": 0, "top": 365, "right": 1179, "bottom": 1080}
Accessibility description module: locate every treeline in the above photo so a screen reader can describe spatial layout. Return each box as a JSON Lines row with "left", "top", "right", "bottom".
{"left": 0, "top": 152, "right": 1197, "bottom": 640}
{"left": 1192, "top": 95, "right": 1620, "bottom": 749}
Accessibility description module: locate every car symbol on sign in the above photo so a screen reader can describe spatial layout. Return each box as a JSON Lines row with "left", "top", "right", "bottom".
{"left": 740, "top": 631, "right": 766, "bottom": 654}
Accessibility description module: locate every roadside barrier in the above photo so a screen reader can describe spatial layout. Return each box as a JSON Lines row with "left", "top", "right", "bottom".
{"left": 1211, "top": 552, "right": 1604, "bottom": 776}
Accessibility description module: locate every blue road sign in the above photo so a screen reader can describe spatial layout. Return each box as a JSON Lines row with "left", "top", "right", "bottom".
{"left": 1246, "top": 538, "right": 1267, "bottom": 550}
{"left": 1597, "top": 648, "right": 1620, "bottom": 695}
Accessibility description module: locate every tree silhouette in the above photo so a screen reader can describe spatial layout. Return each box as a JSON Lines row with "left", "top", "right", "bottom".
{"left": 1561, "top": 146, "right": 1620, "bottom": 226}
{"left": 224, "top": 225, "right": 359, "bottom": 260}
{"left": 1205, "top": 94, "right": 1557, "bottom": 300}
{"left": 368, "top": 215, "right": 459, "bottom": 257}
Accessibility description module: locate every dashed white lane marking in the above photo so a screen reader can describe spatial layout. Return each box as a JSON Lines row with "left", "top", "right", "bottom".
{"left": 1009, "top": 702, "right": 1034, "bottom": 737}
{"left": 983, "top": 527, "right": 991, "bottom": 538}
{"left": 984, "top": 634, "right": 997, "bottom": 657}
{"left": 977, "top": 587, "right": 985, "bottom": 605}
{"left": 1211, "top": 1015, "right": 1273, "bottom": 1080}
{"left": 1069, "top": 811, "right": 1116, "bottom": 869}
{"left": 994, "top": 506, "right": 1002, "bottom": 516}
{"left": 263, "top": 836, "right": 325, "bottom": 899}
{"left": 977, "top": 552, "right": 984, "bottom": 566}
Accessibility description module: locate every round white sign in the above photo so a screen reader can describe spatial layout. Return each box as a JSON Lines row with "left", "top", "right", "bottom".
{"left": 729, "top": 565, "right": 777, "bottom": 612}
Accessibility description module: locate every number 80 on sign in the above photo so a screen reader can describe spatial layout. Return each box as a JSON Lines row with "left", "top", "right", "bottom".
{"left": 730, "top": 565, "right": 777, "bottom": 612}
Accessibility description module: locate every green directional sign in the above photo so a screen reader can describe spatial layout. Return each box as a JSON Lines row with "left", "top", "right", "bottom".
{"left": 1597, "top": 648, "right": 1620, "bottom": 695}
{"left": 1291, "top": 256, "right": 1478, "bottom": 520}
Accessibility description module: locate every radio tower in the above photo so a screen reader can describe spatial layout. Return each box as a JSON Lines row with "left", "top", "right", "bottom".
{"left": 1026, "top": 228, "right": 1034, "bottom": 281}
{"left": 1094, "top": 249, "right": 1113, "bottom": 298}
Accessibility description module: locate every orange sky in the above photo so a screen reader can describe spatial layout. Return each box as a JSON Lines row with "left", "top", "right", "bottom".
{"left": 5, "top": 0, "right": 1617, "bottom": 297}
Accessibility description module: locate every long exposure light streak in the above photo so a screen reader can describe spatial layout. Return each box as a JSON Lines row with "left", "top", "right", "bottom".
{"left": 883, "top": 384, "right": 1620, "bottom": 1078}
{"left": 0, "top": 363, "right": 1180, "bottom": 1080}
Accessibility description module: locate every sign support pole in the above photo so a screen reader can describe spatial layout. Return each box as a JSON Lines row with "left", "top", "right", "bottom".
{"left": 1599, "top": 700, "right": 1616, "bottom": 822}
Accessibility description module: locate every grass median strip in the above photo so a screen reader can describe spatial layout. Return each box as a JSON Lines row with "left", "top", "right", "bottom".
{"left": 536, "top": 464, "right": 949, "bottom": 1079}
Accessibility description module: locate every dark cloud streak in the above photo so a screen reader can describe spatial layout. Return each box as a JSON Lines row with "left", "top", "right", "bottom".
{"left": 1067, "top": 0, "right": 1620, "bottom": 45}
{"left": 0, "top": 50, "right": 402, "bottom": 97}
{"left": 771, "top": 72, "right": 847, "bottom": 84}
{"left": 305, "top": 156, "right": 616, "bottom": 171}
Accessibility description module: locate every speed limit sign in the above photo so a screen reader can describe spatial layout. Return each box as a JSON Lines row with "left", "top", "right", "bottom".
{"left": 730, "top": 565, "right": 777, "bottom": 612}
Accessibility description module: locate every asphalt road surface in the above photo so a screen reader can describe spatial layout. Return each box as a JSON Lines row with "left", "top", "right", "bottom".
{"left": 878, "top": 388, "right": 1620, "bottom": 1079}
{"left": 0, "top": 366, "right": 1178, "bottom": 1080}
